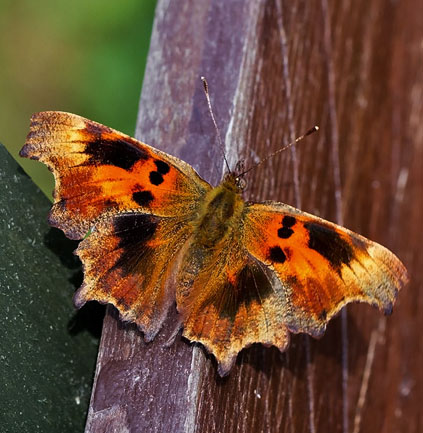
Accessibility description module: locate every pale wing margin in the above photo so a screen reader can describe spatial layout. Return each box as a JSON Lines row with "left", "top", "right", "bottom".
{"left": 243, "top": 201, "right": 408, "bottom": 336}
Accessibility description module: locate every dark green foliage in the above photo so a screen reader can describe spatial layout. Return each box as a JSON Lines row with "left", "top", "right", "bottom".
{"left": 0, "top": 144, "right": 100, "bottom": 432}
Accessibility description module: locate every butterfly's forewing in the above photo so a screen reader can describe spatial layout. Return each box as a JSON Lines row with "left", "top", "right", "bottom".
{"left": 20, "top": 111, "right": 210, "bottom": 239}
{"left": 20, "top": 111, "right": 211, "bottom": 338}
{"left": 244, "top": 202, "right": 408, "bottom": 337}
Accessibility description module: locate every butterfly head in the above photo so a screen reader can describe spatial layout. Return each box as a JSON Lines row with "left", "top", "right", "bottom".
{"left": 222, "top": 170, "right": 247, "bottom": 192}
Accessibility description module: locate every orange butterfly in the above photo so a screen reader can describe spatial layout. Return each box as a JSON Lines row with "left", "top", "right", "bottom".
{"left": 20, "top": 110, "right": 408, "bottom": 376}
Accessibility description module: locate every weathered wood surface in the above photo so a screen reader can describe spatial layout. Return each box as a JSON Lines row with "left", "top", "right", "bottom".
{"left": 84, "top": 0, "right": 422, "bottom": 432}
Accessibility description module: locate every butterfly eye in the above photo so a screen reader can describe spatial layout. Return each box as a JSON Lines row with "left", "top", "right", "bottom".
{"left": 235, "top": 177, "right": 247, "bottom": 190}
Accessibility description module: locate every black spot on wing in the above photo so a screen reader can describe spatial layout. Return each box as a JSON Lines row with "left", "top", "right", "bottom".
{"left": 278, "top": 215, "right": 296, "bottom": 239}
{"left": 154, "top": 159, "right": 170, "bottom": 174}
{"left": 112, "top": 213, "right": 160, "bottom": 275}
{"left": 214, "top": 262, "right": 273, "bottom": 321}
{"left": 114, "top": 213, "right": 158, "bottom": 249}
{"left": 304, "top": 222, "right": 353, "bottom": 269}
{"left": 269, "top": 246, "right": 287, "bottom": 263}
{"left": 83, "top": 123, "right": 148, "bottom": 170}
{"left": 149, "top": 171, "right": 164, "bottom": 186}
{"left": 278, "top": 227, "right": 294, "bottom": 239}
{"left": 132, "top": 190, "right": 154, "bottom": 207}
{"left": 282, "top": 216, "right": 296, "bottom": 227}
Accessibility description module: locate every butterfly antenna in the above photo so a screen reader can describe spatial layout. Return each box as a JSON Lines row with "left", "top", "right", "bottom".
{"left": 238, "top": 125, "right": 319, "bottom": 177}
{"left": 201, "top": 76, "right": 231, "bottom": 174}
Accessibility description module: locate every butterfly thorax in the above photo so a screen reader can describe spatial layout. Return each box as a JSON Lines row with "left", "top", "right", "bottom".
{"left": 193, "top": 174, "right": 245, "bottom": 249}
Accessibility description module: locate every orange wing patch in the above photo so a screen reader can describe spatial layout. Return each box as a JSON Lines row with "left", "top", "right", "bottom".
{"left": 244, "top": 202, "right": 408, "bottom": 337}
{"left": 20, "top": 112, "right": 209, "bottom": 239}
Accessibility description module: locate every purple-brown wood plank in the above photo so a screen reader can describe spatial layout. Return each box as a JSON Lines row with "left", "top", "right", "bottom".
{"left": 84, "top": 0, "right": 422, "bottom": 432}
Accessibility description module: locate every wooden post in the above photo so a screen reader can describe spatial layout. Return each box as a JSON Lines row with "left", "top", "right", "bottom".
{"left": 85, "top": 0, "right": 421, "bottom": 431}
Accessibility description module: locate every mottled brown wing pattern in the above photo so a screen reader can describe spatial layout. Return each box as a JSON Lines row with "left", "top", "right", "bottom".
{"left": 176, "top": 226, "right": 290, "bottom": 376}
{"left": 244, "top": 202, "right": 408, "bottom": 337}
{"left": 75, "top": 211, "right": 193, "bottom": 340}
{"left": 20, "top": 111, "right": 210, "bottom": 239}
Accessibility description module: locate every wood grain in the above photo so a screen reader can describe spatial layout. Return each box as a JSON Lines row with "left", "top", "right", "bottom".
{"left": 84, "top": 0, "right": 422, "bottom": 431}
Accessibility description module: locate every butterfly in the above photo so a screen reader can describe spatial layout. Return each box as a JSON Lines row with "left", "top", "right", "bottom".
{"left": 20, "top": 110, "right": 408, "bottom": 376}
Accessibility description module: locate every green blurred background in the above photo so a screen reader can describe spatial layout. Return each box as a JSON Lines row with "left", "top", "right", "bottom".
{"left": 0, "top": 0, "right": 157, "bottom": 198}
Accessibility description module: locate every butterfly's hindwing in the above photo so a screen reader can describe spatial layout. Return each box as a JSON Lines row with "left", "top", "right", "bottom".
{"left": 176, "top": 214, "right": 290, "bottom": 375}
{"left": 75, "top": 211, "right": 192, "bottom": 340}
